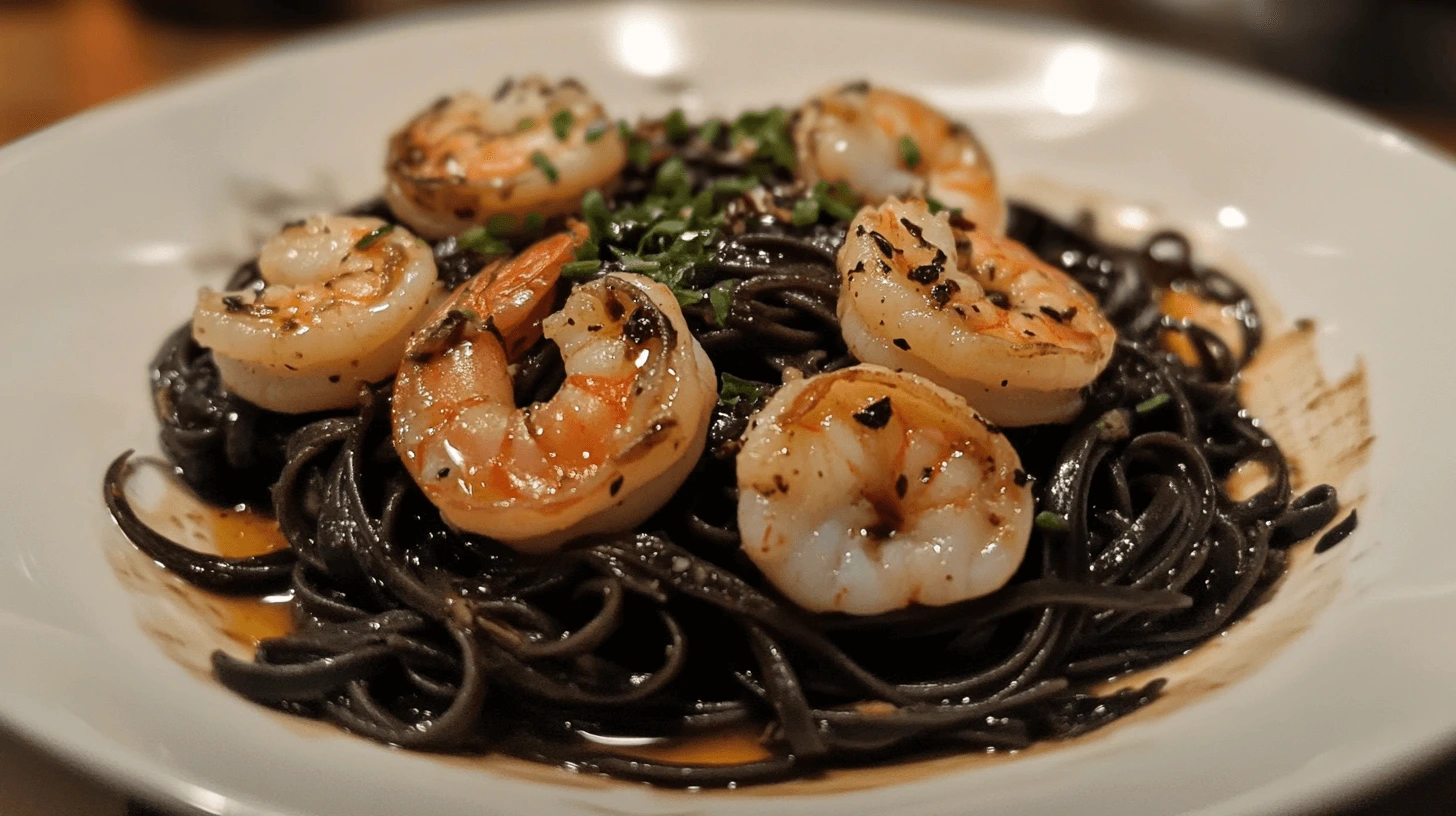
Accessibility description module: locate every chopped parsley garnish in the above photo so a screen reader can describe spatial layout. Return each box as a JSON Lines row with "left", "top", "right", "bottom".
{"left": 1136, "top": 393, "right": 1171, "bottom": 414}
{"left": 899, "top": 135, "right": 921, "bottom": 169}
{"left": 664, "top": 108, "right": 690, "bottom": 143}
{"left": 551, "top": 109, "right": 574, "bottom": 141}
{"left": 516, "top": 117, "right": 536, "bottom": 132}
{"left": 531, "top": 151, "right": 559, "bottom": 183}
{"left": 728, "top": 107, "right": 796, "bottom": 178}
{"left": 673, "top": 288, "right": 705, "bottom": 307}
{"left": 653, "top": 156, "right": 688, "bottom": 195}
{"left": 628, "top": 139, "right": 652, "bottom": 170}
{"left": 926, "top": 196, "right": 962, "bottom": 217}
{"left": 1034, "top": 511, "right": 1070, "bottom": 532}
{"left": 456, "top": 226, "right": 509, "bottom": 256}
{"left": 522, "top": 212, "right": 545, "bottom": 237}
{"left": 485, "top": 213, "right": 515, "bottom": 238}
{"left": 709, "top": 279, "right": 739, "bottom": 326}
{"left": 812, "top": 180, "right": 862, "bottom": 222}
{"left": 582, "top": 188, "right": 611, "bottom": 235}
{"left": 584, "top": 120, "right": 608, "bottom": 143}
{"left": 719, "top": 373, "right": 768, "bottom": 405}
{"left": 564, "top": 112, "right": 802, "bottom": 314}
{"left": 354, "top": 223, "right": 394, "bottom": 249}
{"left": 791, "top": 197, "right": 821, "bottom": 226}
{"left": 561, "top": 260, "right": 602, "bottom": 279}
{"left": 697, "top": 119, "right": 723, "bottom": 145}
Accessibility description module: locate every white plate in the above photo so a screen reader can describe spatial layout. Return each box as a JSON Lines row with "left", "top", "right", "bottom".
{"left": 0, "top": 2, "right": 1450, "bottom": 815}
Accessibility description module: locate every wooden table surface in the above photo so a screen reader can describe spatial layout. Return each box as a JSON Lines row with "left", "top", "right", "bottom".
{"left": 2, "top": 1, "right": 1454, "bottom": 814}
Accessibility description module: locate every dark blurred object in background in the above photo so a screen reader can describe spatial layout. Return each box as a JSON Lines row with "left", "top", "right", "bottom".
{"left": 120, "top": 0, "right": 1456, "bottom": 114}
{"left": 1088, "top": 0, "right": 1456, "bottom": 113}
{"left": 951, "top": 0, "right": 1456, "bottom": 114}
{"left": 130, "top": 0, "right": 343, "bottom": 27}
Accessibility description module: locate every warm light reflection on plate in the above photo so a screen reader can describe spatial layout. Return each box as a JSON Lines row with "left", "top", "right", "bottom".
{"left": 1041, "top": 43, "right": 1104, "bottom": 117}
{"left": 610, "top": 5, "right": 685, "bottom": 79}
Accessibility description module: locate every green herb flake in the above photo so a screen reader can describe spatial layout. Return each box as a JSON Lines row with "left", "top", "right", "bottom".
{"left": 582, "top": 189, "right": 611, "bottom": 237}
{"left": 354, "top": 223, "right": 395, "bottom": 250}
{"left": 456, "top": 308, "right": 480, "bottom": 323}
{"left": 653, "top": 157, "right": 689, "bottom": 196}
{"left": 584, "top": 120, "right": 608, "bottom": 143}
{"left": 1034, "top": 511, "right": 1070, "bottom": 532}
{"left": 822, "top": 198, "right": 857, "bottom": 222}
{"left": 899, "top": 135, "right": 921, "bottom": 169}
{"left": 636, "top": 219, "right": 688, "bottom": 254}
{"left": 926, "top": 196, "right": 946, "bottom": 214}
{"left": 698, "top": 119, "right": 723, "bottom": 145}
{"left": 485, "top": 213, "right": 515, "bottom": 238}
{"left": 516, "top": 117, "right": 536, "bottom": 132}
{"left": 673, "top": 287, "right": 705, "bottom": 307}
{"left": 709, "top": 279, "right": 739, "bottom": 326}
{"left": 574, "top": 236, "right": 600, "bottom": 262}
{"left": 457, "top": 226, "right": 509, "bottom": 256}
{"left": 618, "top": 120, "right": 634, "bottom": 141}
{"left": 1136, "top": 393, "right": 1171, "bottom": 414}
{"left": 550, "top": 109, "right": 575, "bottom": 141}
{"left": 523, "top": 212, "right": 545, "bottom": 236}
{"left": 531, "top": 151, "right": 560, "bottom": 183}
{"left": 628, "top": 140, "right": 652, "bottom": 170}
{"left": 812, "top": 180, "right": 861, "bottom": 222}
{"left": 790, "top": 197, "right": 821, "bottom": 226}
{"left": 712, "top": 176, "right": 759, "bottom": 197}
{"left": 720, "top": 373, "right": 768, "bottom": 405}
{"left": 561, "top": 260, "right": 602, "bottom": 279}
{"left": 621, "top": 258, "right": 662, "bottom": 272}
{"left": 664, "top": 109, "right": 690, "bottom": 143}
{"left": 728, "top": 106, "right": 797, "bottom": 174}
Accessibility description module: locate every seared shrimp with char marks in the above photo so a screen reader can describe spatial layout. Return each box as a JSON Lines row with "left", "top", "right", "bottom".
{"left": 838, "top": 197, "right": 1116, "bottom": 426}
{"left": 386, "top": 75, "right": 627, "bottom": 239}
{"left": 794, "top": 82, "right": 1006, "bottom": 235}
{"left": 392, "top": 229, "right": 716, "bottom": 552}
{"left": 737, "top": 365, "right": 1033, "bottom": 615}
{"left": 192, "top": 215, "right": 440, "bottom": 414}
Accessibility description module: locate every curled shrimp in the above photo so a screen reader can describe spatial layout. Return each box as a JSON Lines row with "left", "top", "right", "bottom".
{"left": 392, "top": 232, "right": 716, "bottom": 552}
{"left": 838, "top": 198, "right": 1116, "bottom": 427}
{"left": 192, "top": 215, "right": 439, "bottom": 414}
{"left": 794, "top": 82, "right": 1005, "bottom": 235}
{"left": 385, "top": 75, "right": 627, "bottom": 239}
{"left": 736, "top": 364, "right": 1032, "bottom": 615}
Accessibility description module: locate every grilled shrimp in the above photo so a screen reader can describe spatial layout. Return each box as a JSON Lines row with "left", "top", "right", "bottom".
{"left": 392, "top": 232, "right": 716, "bottom": 553}
{"left": 838, "top": 198, "right": 1116, "bottom": 427}
{"left": 794, "top": 82, "right": 1005, "bottom": 235}
{"left": 385, "top": 76, "right": 627, "bottom": 239}
{"left": 737, "top": 365, "right": 1032, "bottom": 615}
{"left": 192, "top": 215, "right": 439, "bottom": 414}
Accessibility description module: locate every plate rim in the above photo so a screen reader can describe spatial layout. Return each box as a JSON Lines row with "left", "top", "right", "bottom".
{"left": 1, "top": 2, "right": 1452, "bottom": 815}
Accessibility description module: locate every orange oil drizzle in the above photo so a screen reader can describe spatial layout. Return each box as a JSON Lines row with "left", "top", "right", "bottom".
{"left": 596, "top": 726, "right": 776, "bottom": 766}
{"left": 192, "top": 504, "right": 294, "bottom": 647}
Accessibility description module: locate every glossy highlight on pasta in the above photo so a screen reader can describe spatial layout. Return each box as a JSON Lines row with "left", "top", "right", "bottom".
{"left": 106, "top": 79, "right": 1349, "bottom": 788}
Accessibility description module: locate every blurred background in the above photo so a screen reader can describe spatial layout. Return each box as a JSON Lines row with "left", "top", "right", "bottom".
{"left": 5, "top": 0, "right": 1456, "bottom": 148}
{"left": 3, "top": 0, "right": 1456, "bottom": 814}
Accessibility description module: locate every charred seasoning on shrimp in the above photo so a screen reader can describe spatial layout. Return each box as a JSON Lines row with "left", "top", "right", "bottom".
{"left": 838, "top": 198, "right": 1116, "bottom": 426}
{"left": 386, "top": 76, "right": 628, "bottom": 239}
{"left": 794, "top": 82, "right": 1006, "bottom": 234}
{"left": 736, "top": 364, "right": 1033, "bottom": 615}
{"left": 392, "top": 226, "right": 717, "bottom": 552}
{"left": 192, "top": 215, "right": 441, "bottom": 414}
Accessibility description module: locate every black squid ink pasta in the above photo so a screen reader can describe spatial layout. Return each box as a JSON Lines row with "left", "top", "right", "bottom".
{"left": 105, "top": 88, "right": 1351, "bottom": 788}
